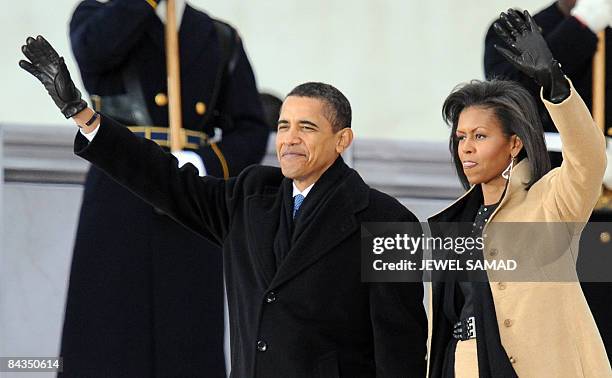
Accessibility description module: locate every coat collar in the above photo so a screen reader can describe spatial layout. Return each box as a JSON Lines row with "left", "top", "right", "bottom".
{"left": 244, "top": 157, "right": 370, "bottom": 288}
{"left": 428, "top": 158, "right": 532, "bottom": 223}
{"left": 270, "top": 157, "right": 370, "bottom": 289}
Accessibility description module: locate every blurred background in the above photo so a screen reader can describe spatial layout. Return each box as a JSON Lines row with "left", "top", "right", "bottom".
{"left": 3, "top": 0, "right": 552, "bottom": 139}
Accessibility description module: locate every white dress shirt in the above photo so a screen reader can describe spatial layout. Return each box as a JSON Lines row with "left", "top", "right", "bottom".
{"left": 292, "top": 182, "right": 314, "bottom": 199}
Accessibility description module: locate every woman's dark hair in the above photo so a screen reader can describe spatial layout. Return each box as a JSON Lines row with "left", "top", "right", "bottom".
{"left": 442, "top": 79, "right": 550, "bottom": 190}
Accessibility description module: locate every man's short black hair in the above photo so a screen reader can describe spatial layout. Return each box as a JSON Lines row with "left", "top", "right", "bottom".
{"left": 286, "top": 82, "right": 351, "bottom": 132}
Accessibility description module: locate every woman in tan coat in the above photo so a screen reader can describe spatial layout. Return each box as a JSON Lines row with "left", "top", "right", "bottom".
{"left": 427, "top": 9, "right": 611, "bottom": 378}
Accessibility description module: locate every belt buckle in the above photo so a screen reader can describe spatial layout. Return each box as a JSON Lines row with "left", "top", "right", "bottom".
{"left": 465, "top": 316, "right": 476, "bottom": 339}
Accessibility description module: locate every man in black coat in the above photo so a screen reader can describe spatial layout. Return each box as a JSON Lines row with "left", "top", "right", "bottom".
{"left": 484, "top": 0, "right": 612, "bottom": 361}
{"left": 20, "top": 36, "right": 428, "bottom": 377}
{"left": 60, "top": 0, "right": 269, "bottom": 376}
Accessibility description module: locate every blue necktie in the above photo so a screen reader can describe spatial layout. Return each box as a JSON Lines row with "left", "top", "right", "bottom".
{"left": 293, "top": 194, "right": 305, "bottom": 219}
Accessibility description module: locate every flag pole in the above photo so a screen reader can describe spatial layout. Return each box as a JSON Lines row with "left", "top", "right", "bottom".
{"left": 165, "top": 0, "right": 183, "bottom": 152}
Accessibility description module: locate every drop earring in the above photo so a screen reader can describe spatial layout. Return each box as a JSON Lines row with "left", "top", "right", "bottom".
{"left": 502, "top": 156, "right": 515, "bottom": 180}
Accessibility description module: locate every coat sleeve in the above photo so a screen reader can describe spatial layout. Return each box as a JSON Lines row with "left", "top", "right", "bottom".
{"left": 74, "top": 115, "right": 241, "bottom": 245}
{"left": 69, "top": 0, "right": 158, "bottom": 74}
{"left": 369, "top": 216, "right": 427, "bottom": 376}
{"left": 542, "top": 81, "right": 607, "bottom": 222}
{"left": 199, "top": 37, "right": 269, "bottom": 178}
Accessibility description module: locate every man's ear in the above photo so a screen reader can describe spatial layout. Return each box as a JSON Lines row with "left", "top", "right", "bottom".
{"left": 336, "top": 128, "right": 354, "bottom": 154}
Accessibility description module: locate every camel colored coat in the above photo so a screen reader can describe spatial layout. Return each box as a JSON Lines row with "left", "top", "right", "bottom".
{"left": 427, "top": 84, "right": 611, "bottom": 377}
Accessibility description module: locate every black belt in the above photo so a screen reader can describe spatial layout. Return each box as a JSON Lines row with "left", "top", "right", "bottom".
{"left": 453, "top": 316, "right": 476, "bottom": 340}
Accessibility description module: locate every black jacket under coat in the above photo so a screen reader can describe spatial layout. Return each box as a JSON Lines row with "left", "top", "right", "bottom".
{"left": 60, "top": 1, "right": 268, "bottom": 376}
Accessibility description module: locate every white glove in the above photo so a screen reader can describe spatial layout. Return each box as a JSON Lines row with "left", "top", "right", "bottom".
{"left": 571, "top": 0, "right": 612, "bottom": 33}
{"left": 155, "top": 0, "right": 186, "bottom": 26}
{"left": 172, "top": 150, "right": 207, "bottom": 177}
{"left": 604, "top": 137, "right": 612, "bottom": 190}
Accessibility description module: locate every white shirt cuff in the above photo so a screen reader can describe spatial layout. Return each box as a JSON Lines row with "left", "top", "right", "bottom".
{"left": 79, "top": 124, "right": 100, "bottom": 142}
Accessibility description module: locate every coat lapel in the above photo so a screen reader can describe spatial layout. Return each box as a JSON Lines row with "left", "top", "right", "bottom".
{"left": 270, "top": 170, "right": 369, "bottom": 289}
{"left": 246, "top": 188, "right": 283, "bottom": 286}
{"left": 427, "top": 159, "right": 532, "bottom": 224}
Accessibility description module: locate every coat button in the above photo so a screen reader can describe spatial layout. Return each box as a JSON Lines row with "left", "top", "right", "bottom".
{"left": 195, "top": 101, "right": 207, "bottom": 115}
{"left": 509, "top": 356, "right": 517, "bottom": 364}
{"left": 265, "top": 291, "right": 276, "bottom": 303}
{"left": 256, "top": 340, "right": 267, "bottom": 352}
{"left": 489, "top": 248, "right": 499, "bottom": 257}
{"left": 504, "top": 319, "right": 513, "bottom": 327}
{"left": 600, "top": 232, "right": 610, "bottom": 244}
{"left": 498, "top": 282, "right": 506, "bottom": 290}
{"left": 155, "top": 93, "right": 168, "bottom": 106}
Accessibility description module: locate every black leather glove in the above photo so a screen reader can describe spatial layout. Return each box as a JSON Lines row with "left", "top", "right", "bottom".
{"left": 493, "top": 9, "right": 570, "bottom": 103}
{"left": 19, "top": 36, "right": 87, "bottom": 118}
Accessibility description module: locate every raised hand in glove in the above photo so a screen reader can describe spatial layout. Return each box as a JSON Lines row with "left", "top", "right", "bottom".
{"left": 493, "top": 9, "right": 571, "bottom": 103}
{"left": 19, "top": 35, "right": 87, "bottom": 118}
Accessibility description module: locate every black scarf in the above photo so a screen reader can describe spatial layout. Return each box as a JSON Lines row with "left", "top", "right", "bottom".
{"left": 272, "top": 157, "right": 349, "bottom": 270}
{"left": 431, "top": 185, "right": 517, "bottom": 378}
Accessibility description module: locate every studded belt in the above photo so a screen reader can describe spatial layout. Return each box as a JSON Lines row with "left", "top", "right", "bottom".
{"left": 453, "top": 316, "right": 476, "bottom": 340}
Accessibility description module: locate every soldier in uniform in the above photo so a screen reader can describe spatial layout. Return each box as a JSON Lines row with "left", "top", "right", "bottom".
{"left": 59, "top": 0, "right": 269, "bottom": 376}
{"left": 484, "top": 0, "right": 612, "bottom": 361}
